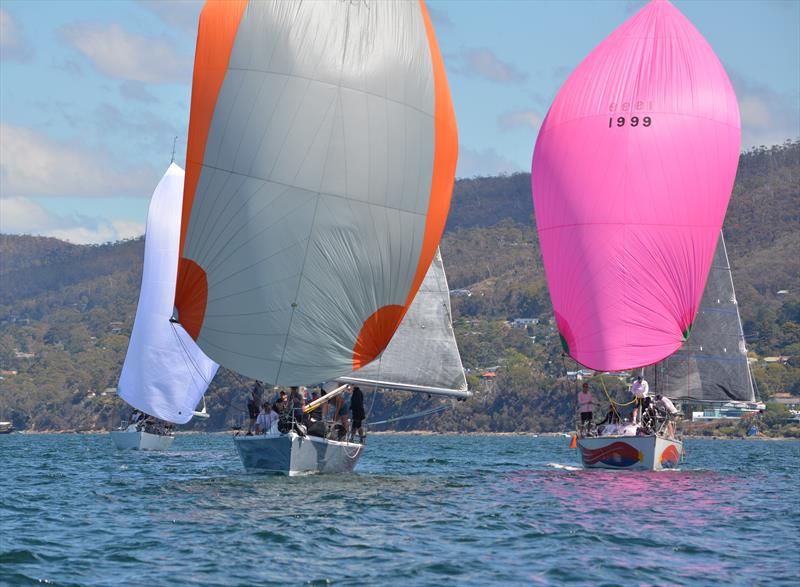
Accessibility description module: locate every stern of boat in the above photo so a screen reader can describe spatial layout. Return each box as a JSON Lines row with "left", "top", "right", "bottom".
{"left": 234, "top": 431, "right": 364, "bottom": 475}
{"left": 577, "top": 435, "right": 683, "bottom": 471}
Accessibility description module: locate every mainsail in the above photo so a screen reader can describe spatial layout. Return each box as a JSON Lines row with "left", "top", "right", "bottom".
{"left": 339, "top": 249, "right": 470, "bottom": 399}
{"left": 645, "top": 233, "right": 756, "bottom": 402}
{"left": 173, "top": 0, "right": 457, "bottom": 386}
{"left": 531, "top": 0, "right": 740, "bottom": 372}
{"left": 119, "top": 164, "right": 219, "bottom": 424}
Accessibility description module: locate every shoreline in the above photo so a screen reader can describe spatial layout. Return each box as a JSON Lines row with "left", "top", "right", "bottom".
{"left": 8, "top": 429, "right": 799, "bottom": 440}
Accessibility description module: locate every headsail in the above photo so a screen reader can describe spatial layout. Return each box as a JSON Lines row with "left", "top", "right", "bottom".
{"left": 338, "top": 249, "right": 470, "bottom": 399}
{"left": 119, "top": 164, "right": 219, "bottom": 424}
{"left": 174, "top": 1, "right": 457, "bottom": 386}
{"left": 531, "top": 0, "right": 740, "bottom": 371}
{"left": 645, "top": 233, "right": 756, "bottom": 402}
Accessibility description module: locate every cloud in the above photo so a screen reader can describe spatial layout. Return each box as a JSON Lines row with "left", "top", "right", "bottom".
{"left": 623, "top": 1, "right": 648, "bottom": 16}
{"left": 136, "top": 0, "right": 203, "bottom": 33}
{"left": 730, "top": 74, "right": 800, "bottom": 149}
{"left": 0, "top": 8, "right": 33, "bottom": 62}
{"left": 426, "top": 5, "right": 453, "bottom": 29}
{"left": 454, "top": 48, "right": 527, "bottom": 84}
{"left": 0, "top": 122, "right": 158, "bottom": 198}
{"left": 456, "top": 145, "right": 524, "bottom": 178}
{"left": 0, "top": 197, "right": 144, "bottom": 244}
{"left": 498, "top": 110, "right": 543, "bottom": 133}
{"left": 59, "top": 22, "right": 191, "bottom": 84}
{"left": 552, "top": 65, "right": 572, "bottom": 84}
{"left": 119, "top": 80, "right": 159, "bottom": 103}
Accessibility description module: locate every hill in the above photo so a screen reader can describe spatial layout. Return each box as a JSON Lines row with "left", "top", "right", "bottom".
{"left": 0, "top": 141, "right": 798, "bottom": 432}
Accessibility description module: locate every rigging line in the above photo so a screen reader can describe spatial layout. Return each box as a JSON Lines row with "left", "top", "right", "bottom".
{"left": 368, "top": 404, "right": 450, "bottom": 427}
{"left": 170, "top": 322, "right": 214, "bottom": 389}
{"left": 170, "top": 323, "right": 201, "bottom": 395}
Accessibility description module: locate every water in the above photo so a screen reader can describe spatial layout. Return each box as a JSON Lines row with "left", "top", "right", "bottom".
{"left": 1, "top": 434, "right": 798, "bottom": 586}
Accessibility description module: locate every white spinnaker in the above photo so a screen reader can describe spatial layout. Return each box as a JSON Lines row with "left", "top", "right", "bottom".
{"left": 119, "top": 164, "right": 219, "bottom": 424}
{"left": 339, "top": 249, "right": 469, "bottom": 398}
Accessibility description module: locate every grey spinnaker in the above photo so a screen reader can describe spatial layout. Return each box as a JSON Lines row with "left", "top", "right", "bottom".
{"left": 646, "top": 232, "right": 756, "bottom": 402}
{"left": 339, "top": 249, "right": 469, "bottom": 399}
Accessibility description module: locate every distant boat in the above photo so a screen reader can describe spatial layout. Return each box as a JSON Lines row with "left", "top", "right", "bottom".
{"left": 176, "top": 1, "right": 462, "bottom": 474}
{"left": 112, "top": 164, "right": 219, "bottom": 451}
{"left": 111, "top": 415, "right": 175, "bottom": 451}
{"left": 531, "top": 0, "right": 740, "bottom": 470}
{"left": 0, "top": 421, "right": 14, "bottom": 434}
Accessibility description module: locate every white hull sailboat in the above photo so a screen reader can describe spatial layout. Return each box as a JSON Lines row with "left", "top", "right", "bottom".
{"left": 234, "top": 431, "right": 363, "bottom": 476}
{"left": 232, "top": 249, "right": 470, "bottom": 475}
{"left": 530, "top": 2, "right": 742, "bottom": 473}
{"left": 577, "top": 434, "right": 683, "bottom": 471}
{"left": 111, "top": 427, "right": 175, "bottom": 451}
{"left": 112, "top": 164, "right": 218, "bottom": 451}
{"left": 175, "top": 2, "right": 463, "bottom": 475}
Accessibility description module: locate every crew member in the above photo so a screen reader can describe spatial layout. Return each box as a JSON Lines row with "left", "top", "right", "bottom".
{"left": 631, "top": 375, "right": 650, "bottom": 424}
{"left": 577, "top": 382, "right": 594, "bottom": 435}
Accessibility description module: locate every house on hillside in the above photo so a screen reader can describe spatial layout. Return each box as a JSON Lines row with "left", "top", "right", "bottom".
{"left": 763, "top": 356, "right": 790, "bottom": 364}
{"left": 450, "top": 289, "right": 472, "bottom": 297}
{"left": 510, "top": 318, "right": 539, "bottom": 328}
{"left": 772, "top": 392, "right": 800, "bottom": 408}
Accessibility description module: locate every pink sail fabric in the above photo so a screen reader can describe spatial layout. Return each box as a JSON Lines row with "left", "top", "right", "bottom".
{"left": 531, "top": 0, "right": 740, "bottom": 371}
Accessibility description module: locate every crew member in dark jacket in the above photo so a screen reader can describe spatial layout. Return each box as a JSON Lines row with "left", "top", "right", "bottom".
{"left": 349, "top": 386, "right": 366, "bottom": 444}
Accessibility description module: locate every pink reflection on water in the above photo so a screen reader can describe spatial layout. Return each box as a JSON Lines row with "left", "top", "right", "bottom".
{"left": 505, "top": 468, "right": 743, "bottom": 532}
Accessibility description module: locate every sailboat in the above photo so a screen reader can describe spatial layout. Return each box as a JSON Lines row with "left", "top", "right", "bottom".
{"left": 234, "top": 249, "right": 470, "bottom": 474}
{"left": 174, "top": 1, "right": 459, "bottom": 474}
{"left": 531, "top": 0, "right": 741, "bottom": 470}
{"left": 112, "top": 164, "right": 219, "bottom": 451}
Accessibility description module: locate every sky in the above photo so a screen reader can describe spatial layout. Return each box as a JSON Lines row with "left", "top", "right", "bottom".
{"left": 1, "top": 0, "right": 798, "bottom": 244}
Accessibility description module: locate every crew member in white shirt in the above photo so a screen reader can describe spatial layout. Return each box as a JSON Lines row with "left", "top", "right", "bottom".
{"left": 631, "top": 375, "right": 651, "bottom": 424}
{"left": 655, "top": 394, "right": 679, "bottom": 438}
{"left": 255, "top": 402, "right": 278, "bottom": 435}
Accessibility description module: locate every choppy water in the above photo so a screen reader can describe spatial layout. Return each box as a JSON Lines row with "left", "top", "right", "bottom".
{"left": 1, "top": 433, "right": 798, "bottom": 586}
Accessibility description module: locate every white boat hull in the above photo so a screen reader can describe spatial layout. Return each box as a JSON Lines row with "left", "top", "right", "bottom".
{"left": 577, "top": 435, "right": 683, "bottom": 471}
{"left": 234, "top": 431, "right": 364, "bottom": 476}
{"left": 111, "top": 430, "right": 175, "bottom": 451}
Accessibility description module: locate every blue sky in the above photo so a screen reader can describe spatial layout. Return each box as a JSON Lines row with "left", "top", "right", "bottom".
{"left": 1, "top": 0, "right": 798, "bottom": 244}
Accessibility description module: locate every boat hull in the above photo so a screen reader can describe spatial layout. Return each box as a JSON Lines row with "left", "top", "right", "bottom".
{"left": 577, "top": 435, "right": 683, "bottom": 471}
{"left": 111, "top": 430, "right": 175, "bottom": 451}
{"left": 234, "top": 431, "right": 364, "bottom": 476}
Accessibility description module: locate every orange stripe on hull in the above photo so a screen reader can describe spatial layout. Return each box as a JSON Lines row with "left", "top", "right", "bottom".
{"left": 176, "top": 0, "right": 247, "bottom": 338}
{"left": 351, "top": 1, "right": 458, "bottom": 370}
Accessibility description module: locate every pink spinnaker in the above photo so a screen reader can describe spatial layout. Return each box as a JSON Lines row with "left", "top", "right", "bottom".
{"left": 531, "top": 0, "right": 740, "bottom": 371}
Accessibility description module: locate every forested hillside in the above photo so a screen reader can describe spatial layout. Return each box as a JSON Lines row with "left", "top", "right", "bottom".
{"left": 1, "top": 141, "right": 798, "bottom": 432}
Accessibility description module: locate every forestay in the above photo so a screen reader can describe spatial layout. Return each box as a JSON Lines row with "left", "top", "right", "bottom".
{"left": 339, "top": 249, "right": 470, "bottom": 399}
{"left": 531, "top": 0, "right": 740, "bottom": 372}
{"left": 645, "top": 233, "right": 756, "bottom": 402}
{"left": 119, "top": 164, "right": 219, "bottom": 424}
{"left": 174, "top": 0, "right": 457, "bottom": 386}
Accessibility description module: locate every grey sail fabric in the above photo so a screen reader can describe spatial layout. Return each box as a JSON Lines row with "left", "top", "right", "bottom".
{"left": 646, "top": 232, "right": 755, "bottom": 402}
{"left": 338, "top": 249, "right": 469, "bottom": 398}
